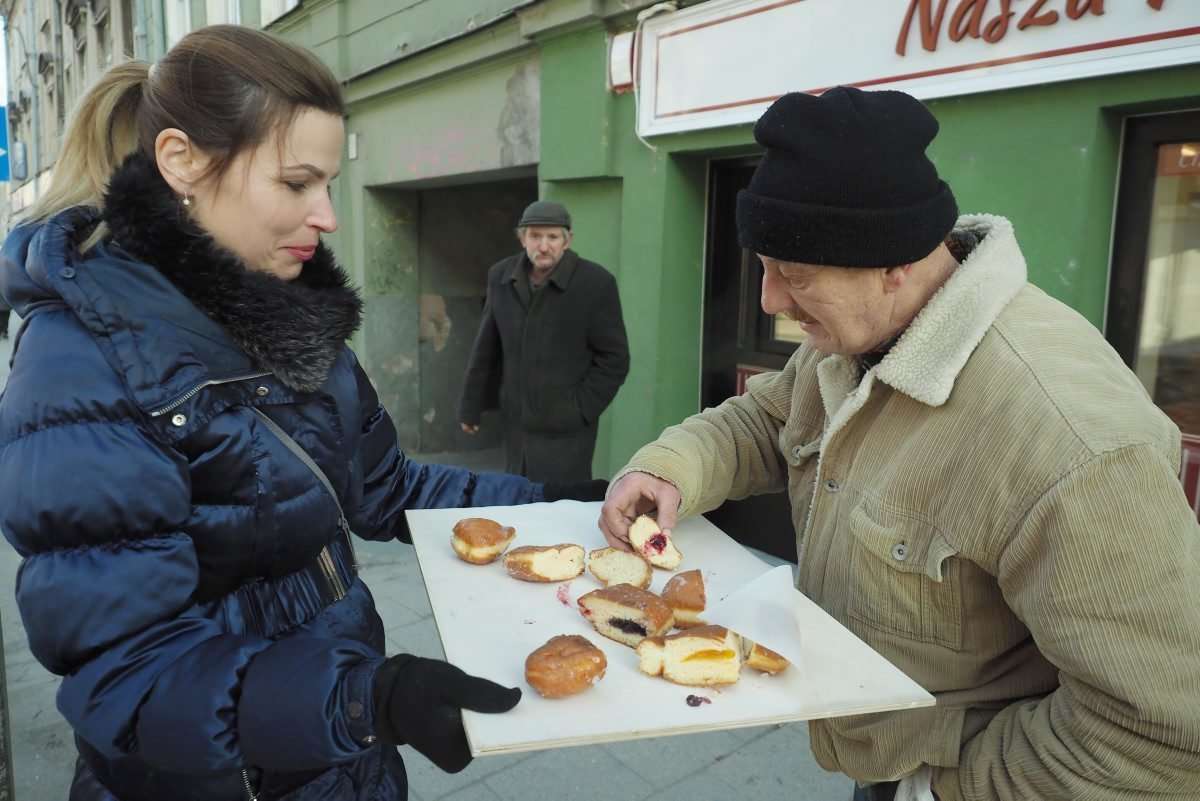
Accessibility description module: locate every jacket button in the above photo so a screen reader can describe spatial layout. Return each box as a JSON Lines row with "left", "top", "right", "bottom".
{"left": 347, "top": 701, "right": 364, "bottom": 719}
{"left": 791, "top": 445, "right": 803, "bottom": 461}
{"left": 824, "top": 479, "right": 840, "bottom": 493}
{"left": 255, "top": 386, "right": 270, "bottom": 397}
{"left": 60, "top": 267, "right": 76, "bottom": 279}
{"left": 362, "top": 735, "right": 377, "bottom": 746}
{"left": 891, "top": 543, "right": 909, "bottom": 562}
{"left": 171, "top": 414, "right": 187, "bottom": 427}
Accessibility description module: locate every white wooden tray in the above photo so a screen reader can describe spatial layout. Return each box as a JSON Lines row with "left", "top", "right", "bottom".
{"left": 406, "top": 500, "right": 934, "bottom": 756}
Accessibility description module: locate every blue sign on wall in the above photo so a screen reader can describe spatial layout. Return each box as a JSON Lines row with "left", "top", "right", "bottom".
{"left": 0, "top": 106, "right": 10, "bottom": 182}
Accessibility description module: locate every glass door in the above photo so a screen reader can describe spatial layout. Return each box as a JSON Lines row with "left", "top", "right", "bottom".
{"left": 1109, "top": 111, "right": 1200, "bottom": 517}
{"left": 700, "top": 157, "right": 798, "bottom": 563}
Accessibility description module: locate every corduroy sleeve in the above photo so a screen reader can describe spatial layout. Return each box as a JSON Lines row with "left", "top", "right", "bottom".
{"left": 614, "top": 360, "right": 796, "bottom": 519}
{"left": 937, "top": 443, "right": 1200, "bottom": 800}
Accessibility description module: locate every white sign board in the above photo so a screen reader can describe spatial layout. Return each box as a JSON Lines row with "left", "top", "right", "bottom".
{"left": 407, "top": 501, "right": 933, "bottom": 756}
{"left": 637, "top": 0, "right": 1200, "bottom": 137}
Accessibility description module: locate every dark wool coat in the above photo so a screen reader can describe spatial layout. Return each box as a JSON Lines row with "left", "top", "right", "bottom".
{"left": 458, "top": 250, "right": 630, "bottom": 483}
{"left": 0, "top": 154, "right": 542, "bottom": 801}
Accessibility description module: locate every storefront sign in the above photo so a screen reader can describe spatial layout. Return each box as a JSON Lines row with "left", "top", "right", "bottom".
{"left": 637, "top": 0, "right": 1200, "bottom": 136}
{"left": 1157, "top": 142, "right": 1200, "bottom": 176}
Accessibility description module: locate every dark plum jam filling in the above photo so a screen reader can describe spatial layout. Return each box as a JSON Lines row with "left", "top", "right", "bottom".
{"left": 647, "top": 534, "right": 667, "bottom": 553}
{"left": 609, "top": 618, "right": 647, "bottom": 636}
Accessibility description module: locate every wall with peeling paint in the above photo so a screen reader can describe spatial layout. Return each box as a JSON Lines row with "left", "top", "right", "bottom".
{"left": 358, "top": 188, "right": 422, "bottom": 448}
{"left": 347, "top": 55, "right": 540, "bottom": 188}
{"left": 346, "top": 53, "right": 540, "bottom": 455}
{"left": 316, "top": 42, "right": 542, "bottom": 455}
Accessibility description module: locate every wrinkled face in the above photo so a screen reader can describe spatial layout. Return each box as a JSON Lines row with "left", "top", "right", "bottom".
{"left": 519, "top": 225, "right": 572, "bottom": 272}
{"left": 189, "top": 108, "right": 344, "bottom": 281}
{"left": 758, "top": 255, "right": 897, "bottom": 356}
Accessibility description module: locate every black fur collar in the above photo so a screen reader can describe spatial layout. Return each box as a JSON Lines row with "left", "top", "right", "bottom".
{"left": 102, "top": 153, "right": 362, "bottom": 392}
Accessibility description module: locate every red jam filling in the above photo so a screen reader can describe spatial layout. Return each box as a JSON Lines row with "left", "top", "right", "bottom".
{"left": 646, "top": 533, "right": 667, "bottom": 554}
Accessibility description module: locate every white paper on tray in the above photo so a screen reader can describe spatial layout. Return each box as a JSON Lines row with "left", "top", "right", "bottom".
{"left": 405, "top": 501, "right": 935, "bottom": 757}
{"left": 704, "top": 563, "right": 806, "bottom": 668}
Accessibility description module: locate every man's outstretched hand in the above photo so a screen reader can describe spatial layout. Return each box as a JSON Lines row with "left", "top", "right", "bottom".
{"left": 598, "top": 472, "right": 681, "bottom": 552}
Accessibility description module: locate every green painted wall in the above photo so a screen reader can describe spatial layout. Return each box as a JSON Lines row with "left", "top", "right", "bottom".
{"left": 543, "top": 176, "right": 624, "bottom": 474}
{"left": 925, "top": 68, "right": 1200, "bottom": 326}
{"left": 358, "top": 187, "right": 421, "bottom": 447}
{"left": 268, "top": 0, "right": 533, "bottom": 82}
{"left": 538, "top": 28, "right": 614, "bottom": 180}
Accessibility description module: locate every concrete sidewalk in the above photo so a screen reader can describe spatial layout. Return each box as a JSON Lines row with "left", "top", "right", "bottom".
{"left": 0, "top": 441, "right": 850, "bottom": 801}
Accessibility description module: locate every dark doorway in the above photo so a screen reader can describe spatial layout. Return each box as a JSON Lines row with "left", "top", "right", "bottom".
{"left": 417, "top": 177, "right": 538, "bottom": 453}
{"left": 700, "top": 157, "right": 799, "bottom": 564}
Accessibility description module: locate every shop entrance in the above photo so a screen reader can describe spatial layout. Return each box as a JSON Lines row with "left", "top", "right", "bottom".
{"left": 700, "top": 157, "right": 799, "bottom": 563}
{"left": 1109, "top": 110, "right": 1200, "bottom": 516}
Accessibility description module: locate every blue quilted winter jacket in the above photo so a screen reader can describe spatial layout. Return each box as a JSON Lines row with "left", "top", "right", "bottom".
{"left": 0, "top": 171, "right": 541, "bottom": 801}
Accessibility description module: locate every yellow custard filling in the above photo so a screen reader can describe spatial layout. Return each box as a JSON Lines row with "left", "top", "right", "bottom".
{"left": 683, "top": 649, "right": 736, "bottom": 662}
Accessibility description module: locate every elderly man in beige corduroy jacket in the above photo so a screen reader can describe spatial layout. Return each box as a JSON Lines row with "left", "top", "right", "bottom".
{"left": 600, "top": 87, "right": 1200, "bottom": 801}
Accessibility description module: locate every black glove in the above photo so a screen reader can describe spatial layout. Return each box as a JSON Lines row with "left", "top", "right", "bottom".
{"left": 372, "top": 655, "right": 521, "bottom": 773}
{"left": 543, "top": 478, "right": 609, "bottom": 502}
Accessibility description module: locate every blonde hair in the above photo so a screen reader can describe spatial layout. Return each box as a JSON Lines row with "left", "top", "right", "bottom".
{"left": 25, "top": 61, "right": 146, "bottom": 248}
{"left": 22, "top": 25, "right": 345, "bottom": 252}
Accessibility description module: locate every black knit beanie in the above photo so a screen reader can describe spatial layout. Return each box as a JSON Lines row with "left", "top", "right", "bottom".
{"left": 736, "top": 86, "right": 958, "bottom": 268}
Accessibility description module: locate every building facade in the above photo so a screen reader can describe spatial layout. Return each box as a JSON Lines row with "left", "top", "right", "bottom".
{"left": 264, "top": 0, "right": 1200, "bottom": 546}
{"left": 3, "top": 1, "right": 1197, "bottom": 521}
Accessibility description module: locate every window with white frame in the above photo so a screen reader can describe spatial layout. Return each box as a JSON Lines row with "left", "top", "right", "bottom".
{"left": 164, "top": 0, "right": 190, "bottom": 47}
{"left": 205, "top": 0, "right": 240, "bottom": 25}
{"left": 260, "top": 0, "right": 299, "bottom": 27}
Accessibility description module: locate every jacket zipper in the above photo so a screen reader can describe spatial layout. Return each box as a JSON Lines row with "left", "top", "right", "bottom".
{"left": 241, "top": 768, "right": 259, "bottom": 801}
{"left": 318, "top": 536, "right": 348, "bottom": 599}
{"left": 150, "top": 371, "right": 273, "bottom": 417}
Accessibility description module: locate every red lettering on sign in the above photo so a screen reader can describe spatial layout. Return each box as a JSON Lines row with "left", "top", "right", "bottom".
{"left": 983, "top": 0, "right": 1014, "bottom": 43}
{"left": 1066, "top": 0, "right": 1105, "bottom": 20}
{"left": 897, "top": 0, "right": 1163, "bottom": 57}
{"left": 1018, "top": 0, "right": 1058, "bottom": 31}
{"left": 896, "top": 0, "right": 951, "bottom": 56}
{"left": 949, "top": 0, "right": 986, "bottom": 41}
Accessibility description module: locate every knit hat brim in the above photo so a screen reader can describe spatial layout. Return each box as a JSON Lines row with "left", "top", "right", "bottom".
{"left": 736, "top": 181, "right": 958, "bottom": 267}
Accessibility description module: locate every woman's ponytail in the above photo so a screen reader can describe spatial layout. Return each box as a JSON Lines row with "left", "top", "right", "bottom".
{"left": 24, "top": 60, "right": 149, "bottom": 231}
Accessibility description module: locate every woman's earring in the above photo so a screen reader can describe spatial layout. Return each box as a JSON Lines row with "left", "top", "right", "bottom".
{"left": 181, "top": 193, "right": 192, "bottom": 207}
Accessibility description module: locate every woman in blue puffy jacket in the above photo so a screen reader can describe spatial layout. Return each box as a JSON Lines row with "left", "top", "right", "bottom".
{"left": 0, "top": 25, "right": 603, "bottom": 801}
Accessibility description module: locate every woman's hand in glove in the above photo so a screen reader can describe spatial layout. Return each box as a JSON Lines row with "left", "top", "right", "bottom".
{"left": 372, "top": 655, "right": 521, "bottom": 773}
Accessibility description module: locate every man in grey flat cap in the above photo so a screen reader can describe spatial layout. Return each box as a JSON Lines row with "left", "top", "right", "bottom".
{"left": 459, "top": 200, "right": 629, "bottom": 484}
